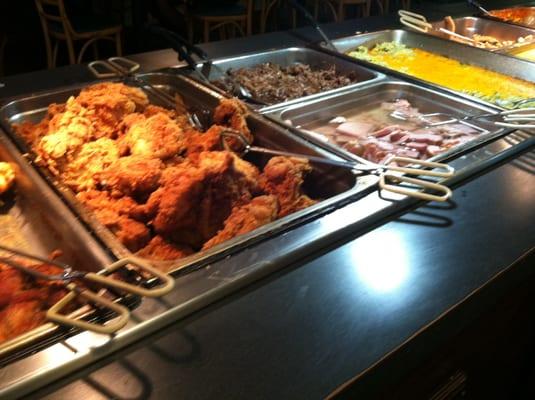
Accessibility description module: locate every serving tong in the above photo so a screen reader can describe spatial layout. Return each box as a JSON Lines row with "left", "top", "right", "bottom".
{"left": 147, "top": 25, "right": 268, "bottom": 106}
{"left": 88, "top": 56, "right": 205, "bottom": 130}
{"left": 0, "top": 244, "right": 174, "bottom": 334}
{"left": 220, "top": 130, "right": 455, "bottom": 202}
{"left": 399, "top": 10, "right": 477, "bottom": 44}
{"left": 391, "top": 107, "right": 535, "bottom": 129}
{"left": 287, "top": 0, "right": 338, "bottom": 51}
{"left": 467, "top": 0, "right": 490, "bottom": 15}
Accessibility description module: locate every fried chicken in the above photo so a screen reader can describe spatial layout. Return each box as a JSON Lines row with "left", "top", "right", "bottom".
{"left": 0, "top": 301, "right": 43, "bottom": 343}
{"left": 62, "top": 137, "right": 120, "bottom": 191}
{"left": 203, "top": 195, "right": 279, "bottom": 250}
{"left": 33, "top": 83, "right": 147, "bottom": 175}
{"left": 144, "top": 104, "right": 177, "bottom": 118}
{"left": 136, "top": 236, "right": 194, "bottom": 262}
{"left": 13, "top": 103, "right": 65, "bottom": 144}
{"left": 146, "top": 151, "right": 257, "bottom": 247}
{"left": 75, "top": 82, "right": 148, "bottom": 138}
{"left": 230, "top": 152, "right": 262, "bottom": 195}
{"left": 35, "top": 97, "right": 95, "bottom": 175}
{"left": 213, "top": 98, "right": 251, "bottom": 139}
{"left": 193, "top": 151, "right": 256, "bottom": 240}
{"left": 0, "top": 261, "right": 70, "bottom": 344}
{"left": 95, "top": 156, "right": 163, "bottom": 199}
{"left": 122, "top": 113, "right": 186, "bottom": 160}
{"left": 185, "top": 124, "right": 226, "bottom": 155}
{"left": 0, "top": 162, "right": 15, "bottom": 195}
{"left": 261, "top": 156, "right": 317, "bottom": 218}
{"left": 77, "top": 190, "right": 150, "bottom": 251}
{"left": 146, "top": 161, "right": 205, "bottom": 242}
{"left": 91, "top": 207, "right": 150, "bottom": 252}
{"left": 0, "top": 267, "right": 25, "bottom": 308}
{"left": 77, "top": 189, "right": 147, "bottom": 220}
{"left": 15, "top": 83, "right": 322, "bottom": 263}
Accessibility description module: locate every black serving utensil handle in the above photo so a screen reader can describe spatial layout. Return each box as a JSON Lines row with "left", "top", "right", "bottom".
{"left": 287, "top": 0, "right": 338, "bottom": 51}
{"left": 148, "top": 25, "right": 209, "bottom": 61}
{"left": 466, "top": 0, "right": 490, "bottom": 15}
{"left": 147, "top": 25, "right": 211, "bottom": 83}
{"left": 147, "top": 24, "right": 268, "bottom": 106}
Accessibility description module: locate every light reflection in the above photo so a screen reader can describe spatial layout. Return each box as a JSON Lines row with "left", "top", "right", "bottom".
{"left": 351, "top": 229, "right": 410, "bottom": 293}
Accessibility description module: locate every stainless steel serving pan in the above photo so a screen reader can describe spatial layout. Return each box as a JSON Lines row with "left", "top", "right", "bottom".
{"left": 319, "top": 29, "right": 535, "bottom": 110}
{"left": 428, "top": 16, "right": 535, "bottom": 53}
{"left": 263, "top": 80, "right": 507, "bottom": 165}
{"left": 190, "top": 46, "right": 385, "bottom": 110}
{"left": 0, "top": 73, "right": 376, "bottom": 277}
{"left": 0, "top": 130, "right": 117, "bottom": 361}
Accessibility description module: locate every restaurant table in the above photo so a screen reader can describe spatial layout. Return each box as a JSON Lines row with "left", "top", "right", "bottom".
{"left": 0, "top": 3, "right": 534, "bottom": 399}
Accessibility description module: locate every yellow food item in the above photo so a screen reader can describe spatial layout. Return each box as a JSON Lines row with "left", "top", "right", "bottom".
{"left": 516, "top": 48, "right": 535, "bottom": 62}
{"left": 348, "top": 42, "right": 535, "bottom": 108}
{"left": 0, "top": 162, "right": 15, "bottom": 195}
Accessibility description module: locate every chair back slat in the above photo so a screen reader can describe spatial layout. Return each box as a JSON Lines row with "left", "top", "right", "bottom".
{"left": 35, "top": 0, "right": 73, "bottom": 34}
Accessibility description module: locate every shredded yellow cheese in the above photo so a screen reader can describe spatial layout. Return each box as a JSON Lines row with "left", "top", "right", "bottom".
{"left": 348, "top": 42, "right": 535, "bottom": 108}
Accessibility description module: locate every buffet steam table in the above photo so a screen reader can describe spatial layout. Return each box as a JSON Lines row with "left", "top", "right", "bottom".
{"left": 0, "top": 5, "right": 533, "bottom": 400}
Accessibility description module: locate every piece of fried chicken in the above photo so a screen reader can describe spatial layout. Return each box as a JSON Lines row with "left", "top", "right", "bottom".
{"left": 121, "top": 112, "right": 186, "bottom": 160}
{"left": 213, "top": 98, "right": 251, "bottom": 139}
{"left": 13, "top": 103, "right": 65, "bottom": 145}
{"left": 0, "top": 262, "right": 69, "bottom": 344}
{"left": 261, "top": 156, "right": 317, "bottom": 218}
{"left": 35, "top": 97, "right": 95, "bottom": 175}
{"left": 146, "top": 151, "right": 259, "bottom": 248}
{"left": 75, "top": 82, "right": 148, "bottom": 138}
{"left": 77, "top": 190, "right": 150, "bottom": 251}
{"left": 185, "top": 98, "right": 254, "bottom": 155}
{"left": 32, "top": 83, "right": 147, "bottom": 175}
{"left": 62, "top": 137, "right": 120, "bottom": 191}
{"left": 95, "top": 155, "right": 163, "bottom": 199}
{"left": 136, "top": 236, "right": 193, "bottom": 263}
{"left": 202, "top": 195, "right": 279, "bottom": 250}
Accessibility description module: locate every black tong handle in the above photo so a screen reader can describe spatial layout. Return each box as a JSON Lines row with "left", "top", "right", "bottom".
{"left": 467, "top": 0, "right": 489, "bottom": 15}
{"left": 147, "top": 25, "right": 211, "bottom": 81}
{"left": 287, "top": 0, "right": 337, "bottom": 51}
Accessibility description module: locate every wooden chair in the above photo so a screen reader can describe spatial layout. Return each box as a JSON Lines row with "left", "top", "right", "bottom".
{"left": 376, "top": 0, "right": 411, "bottom": 15}
{"left": 313, "top": 0, "right": 371, "bottom": 21}
{"left": 34, "top": 0, "right": 122, "bottom": 68}
{"left": 331, "top": 0, "right": 371, "bottom": 20}
{"left": 188, "top": 0, "right": 253, "bottom": 43}
{"left": 260, "top": 0, "right": 297, "bottom": 33}
{"left": 313, "top": 0, "right": 338, "bottom": 21}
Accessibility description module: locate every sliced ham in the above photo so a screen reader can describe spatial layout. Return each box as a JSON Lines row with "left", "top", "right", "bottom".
{"left": 407, "top": 132, "right": 443, "bottom": 145}
{"left": 372, "top": 125, "right": 402, "bottom": 138}
{"left": 312, "top": 99, "right": 485, "bottom": 164}
{"left": 426, "top": 145, "right": 443, "bottom": 157}
{"left": 387, "top": 130, "right": 410, "bottom": 144}
{"left": 344, "top": 141, "right": 364, "bottom": 156}
{"left": 405, "top": 142, "right": 428, "bottom": 152}
{"left": 396, "top": 148, "right": 421, "bottom": 159}
{"left": 376, "top": 141, "right": 395, "bottom": 151}
{"left": 335, "top": 122, "right": 376, "bottom": 138}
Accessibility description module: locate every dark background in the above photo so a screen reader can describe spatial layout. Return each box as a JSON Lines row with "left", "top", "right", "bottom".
{"left": 0, "top": 0, "right": 496, "bottom": 77}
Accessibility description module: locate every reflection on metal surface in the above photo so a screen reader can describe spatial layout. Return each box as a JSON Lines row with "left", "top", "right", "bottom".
{"left": 352, "top": 229, "right": 409, "bottom": 293}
